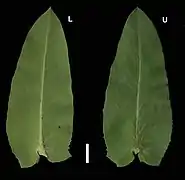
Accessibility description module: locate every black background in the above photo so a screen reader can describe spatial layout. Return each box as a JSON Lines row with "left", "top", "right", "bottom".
{"left": 1, "top": 1, "right": 183, "bottom": 178}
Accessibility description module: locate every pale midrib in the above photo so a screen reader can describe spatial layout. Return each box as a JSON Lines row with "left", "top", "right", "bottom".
{"left": 135, "top": 12, "right": 142, "bottom": 149}
{"left": 38, "top": 12, "right": 51, "bottom": 156}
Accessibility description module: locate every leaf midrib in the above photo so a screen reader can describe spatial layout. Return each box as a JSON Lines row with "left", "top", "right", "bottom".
{"left": 135, "top": 9, "right": 142, "bottom": 150}
{"left": 38, "top": 10, "right": 51, "bottom": 156}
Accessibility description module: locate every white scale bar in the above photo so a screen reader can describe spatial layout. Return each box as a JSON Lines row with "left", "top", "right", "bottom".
{"left": 86, "top": 143, "right": 89, "bottom": 163}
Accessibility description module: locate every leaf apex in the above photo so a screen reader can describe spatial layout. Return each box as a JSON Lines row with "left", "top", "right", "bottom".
{"left": 133, "top": 7, "right": 142, "bottom": 13}
{"left": 45, "top": 7, "right": 54, "bottom": 14}
{"left": 48, "top": 7, "right": 52, "bottom": 11}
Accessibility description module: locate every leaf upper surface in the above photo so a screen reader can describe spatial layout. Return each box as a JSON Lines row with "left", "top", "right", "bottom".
{"left": 103, "top": 7, "right": 172, "bottom": 166}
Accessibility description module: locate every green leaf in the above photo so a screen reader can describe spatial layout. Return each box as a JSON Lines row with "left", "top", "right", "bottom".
{"left": 103, "top": 7, "right": 172, "bottom": 166}
{"left": 6, "top": 8, "right": 73, "bottom": 168}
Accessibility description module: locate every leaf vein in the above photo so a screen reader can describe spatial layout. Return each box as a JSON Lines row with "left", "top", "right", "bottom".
{"left": 38, "top": 10, "right": 51, "bottom": 156}
{"left": 135, "top": 11, "right": 142, "bottom": 149}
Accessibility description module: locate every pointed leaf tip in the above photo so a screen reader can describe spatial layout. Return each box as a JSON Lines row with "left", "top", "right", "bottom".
{"left": 130, "top": 7, "right": 146, "bottom": 15}
{"left": 44, "top": 7, "right": 55, "bottom": 16}
{"left": 47, "top": 7, "right": 52, "bottom": 11}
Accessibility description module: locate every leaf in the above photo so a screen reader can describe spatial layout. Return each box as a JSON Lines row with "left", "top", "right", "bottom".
{"left": 6, "top": 8, "right": 73, "bottom": 168}
{"left": 103, "top": 7, "right": 172, "bottom": 167}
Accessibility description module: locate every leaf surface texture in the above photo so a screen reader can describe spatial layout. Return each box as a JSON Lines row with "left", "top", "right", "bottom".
{"left": 6, "top": 8, "right": 73, "bottom": 168}
{"left": 103, "top": 7, "right": 172, "bottom": 166}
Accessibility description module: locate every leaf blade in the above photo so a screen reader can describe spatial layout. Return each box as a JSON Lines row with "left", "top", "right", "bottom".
{"left": 6, "top": 8, "right": 73, "bottom": 168}
{"left": 104, "top": 7, "right": 172, "bottom": 166}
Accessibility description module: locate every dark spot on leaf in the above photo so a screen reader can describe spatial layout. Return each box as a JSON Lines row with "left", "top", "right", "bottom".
{"left": 58, "top": 126, "right": 61, "bottom": 128}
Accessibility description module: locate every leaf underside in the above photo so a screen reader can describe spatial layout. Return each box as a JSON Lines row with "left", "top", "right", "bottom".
{"left": 6, "top": 8, "right": 73, "bottom": 168}
{"left": 103, "top": 7, "right": 172, "bottom": 167}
